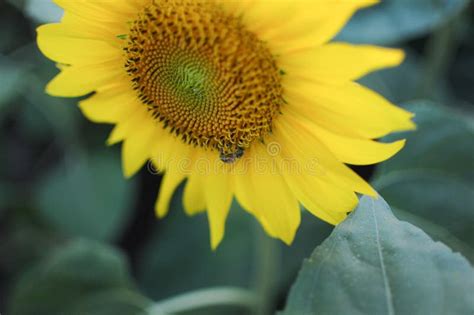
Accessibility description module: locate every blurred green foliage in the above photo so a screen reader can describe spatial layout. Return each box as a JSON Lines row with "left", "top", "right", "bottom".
{"left": 374, "top": 101, "right": 474, "bottom": 262}
{"left": 9, "top": 240, "right": 150, "bottom": 315}
{"left": 337, "top": 0, "right": 470, "bottom": 44}
{"left": 0, "top": 0, "right": 473, "bottom": 315}
{"left": 35, "top": 151, "right": 137, "bottom": 241}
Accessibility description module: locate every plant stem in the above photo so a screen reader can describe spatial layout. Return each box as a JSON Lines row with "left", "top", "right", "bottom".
{"left": 254, "top": 224, "right": 281, "bottom": 315}
{"left": 147, "top": 287, "right": 257, "bottom": 315}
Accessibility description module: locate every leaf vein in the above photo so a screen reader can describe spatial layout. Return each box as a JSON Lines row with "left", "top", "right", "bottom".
{"left": 371, "top": 198, "right": 395, "bottom": 315}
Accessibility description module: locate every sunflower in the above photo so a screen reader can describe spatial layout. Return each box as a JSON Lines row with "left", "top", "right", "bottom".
{"left": 37, "top": 0, "right": 415, "bottom": 248}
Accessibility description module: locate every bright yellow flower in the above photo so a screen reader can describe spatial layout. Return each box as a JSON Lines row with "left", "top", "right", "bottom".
{"left": 37, "top": 0, "right": 415, "bottom": 248}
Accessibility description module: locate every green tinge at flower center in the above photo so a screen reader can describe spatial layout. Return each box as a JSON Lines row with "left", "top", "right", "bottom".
{"left": 163, "top": 53, "right": 217, "bottom": 116}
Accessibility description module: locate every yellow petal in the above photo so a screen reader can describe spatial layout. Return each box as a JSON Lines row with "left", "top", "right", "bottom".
{"left": 205, "top": 172, "right": 232, "bottom": 249}
{"left": 265, "top": 135, "right": 358, "bottom": 225}
{"left": 54, "top": 0, "right": 136, "bottom": 21}
{"left": 281, "top": 43, "right": 404, "bottom": 82}
{"left": 79, "top": 85, "right": 138, "bottom": 123}
{"left": 243, "top": 0, "right": 377, "bottom": 54}
{"left": 59, "top": 11, "right": 126, "bottom": 40}
{"left": 248, "top": 144, "right": 301, "bottom": 245}
{"left": 285, "top": 80, "right": 415, "bottom": 139}
{"left": 53, "top": 0, "right": 140, "bottom": 42}
{"left": 149, "top": 130, "right": 193, "bottom": 174}
{"left": 37, "top": 24, "right": 120, "bottom": 65}
{"left": 232, "top": 147, "right": 300, "bottom": 242}
{"left": 233, "top": 170, "right": 277, "bottom": 239}
{"left": 155, "top": 170, "right": 186, "bottom": 218}
{"left": 183, "top": 172, "right": 206, "bottom": 216}
{"left": 122, "top": 111, "right": 188, "bottom": 178}
{"left": 282, "top": 168, "right": 355, "bottom": 224}
{"left": 299, "top": 121, "right": 407, "bottom": 165}
{"left": 121, "top": 121, "right": 158, "bottom": 178}
{"left": 46, "top": 62, "right": 124, "bottom": 97}
{"left": 275, "top": 115, "right": 376, "bottom": 196}
{"left": 107, "top": 106, "right": 149, "bottom": 145}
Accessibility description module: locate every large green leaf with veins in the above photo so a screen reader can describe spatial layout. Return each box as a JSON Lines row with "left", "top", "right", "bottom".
{"left": 280, "top": 196, "right": 474, "bottom": 315}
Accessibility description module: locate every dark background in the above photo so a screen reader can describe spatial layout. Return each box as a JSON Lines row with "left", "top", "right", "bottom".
{"left": 0, "top": 0, "right": 473, "bottom": 314}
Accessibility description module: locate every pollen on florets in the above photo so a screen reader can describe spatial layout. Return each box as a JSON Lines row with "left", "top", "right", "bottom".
{"left": 124, "top": 0, "right": 284, "bottom": 160}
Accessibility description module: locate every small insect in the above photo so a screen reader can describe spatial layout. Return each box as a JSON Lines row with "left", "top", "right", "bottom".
{"left": 219, "top": 146, "right": 245, "bottom": 164}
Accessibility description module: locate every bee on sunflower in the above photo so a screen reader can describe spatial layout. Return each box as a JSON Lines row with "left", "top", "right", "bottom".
{"left": 37, "top": 0, "right": 415, "bottom": 248}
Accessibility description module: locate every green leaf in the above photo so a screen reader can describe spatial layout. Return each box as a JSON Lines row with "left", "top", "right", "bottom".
{"left": 68, "top": 289, "right": 150, "bottom": 315}
{"left": 373, "top": 101, "right": 474, "bottom": 259}
{"left": 337, "top": 0, "right": 469, "bottom": 45}
{"left": 35, "top": 151, "right": 137, "bottom": 241}
{"left": 0, "top": 211, "right": 61, "bottom": 276}
{"left": 8, "top": 239, "right": 150, "bottom": 315}
{"left": 280, "top": 212, "right": 333, "bottom": 287}
{"left": 280, "top": 196, "right": 474, "bottom": 315}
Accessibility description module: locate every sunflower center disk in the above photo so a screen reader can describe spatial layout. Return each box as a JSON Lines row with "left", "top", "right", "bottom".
{"left": 125, "top": 0, "right": 283, "bottom": 162}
